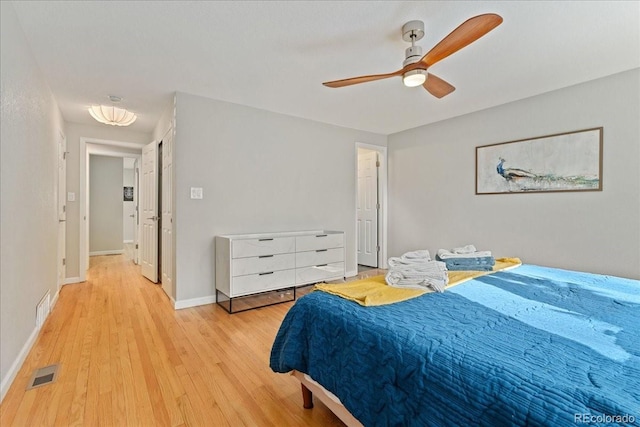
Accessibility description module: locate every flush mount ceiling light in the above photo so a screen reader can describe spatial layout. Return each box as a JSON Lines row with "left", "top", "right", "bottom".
{"left": 88, "top": 96, "right": 137, "bottom": 126}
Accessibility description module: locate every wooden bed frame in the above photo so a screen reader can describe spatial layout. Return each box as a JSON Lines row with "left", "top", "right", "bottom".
{"left": 292, "top": 370, "right": 363, "bottom": 427}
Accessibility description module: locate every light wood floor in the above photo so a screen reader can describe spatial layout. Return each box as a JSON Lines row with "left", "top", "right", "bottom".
{"left": 0, "top": 255, "right": 384, "bottom": 426}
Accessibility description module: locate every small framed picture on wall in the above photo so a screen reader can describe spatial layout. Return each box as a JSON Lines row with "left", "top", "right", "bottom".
{"left": 123, "top": 186, "right": 134, "bottom": 202}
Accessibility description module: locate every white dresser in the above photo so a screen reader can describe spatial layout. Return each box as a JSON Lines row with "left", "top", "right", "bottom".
{"left": 215, "top": 230, "right": 345, "bottom": 312}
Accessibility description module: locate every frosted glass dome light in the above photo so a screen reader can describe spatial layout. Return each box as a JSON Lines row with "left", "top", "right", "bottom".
{"left": 89, "top": 105, "right": 137, "bottom": 126}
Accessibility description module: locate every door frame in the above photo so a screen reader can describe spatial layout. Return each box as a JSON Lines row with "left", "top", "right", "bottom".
{"left": 79, "top": 137, "right": 142, "bottom": 282}
{"left": 354, "top": 142, "right": 388, "bottom": 271}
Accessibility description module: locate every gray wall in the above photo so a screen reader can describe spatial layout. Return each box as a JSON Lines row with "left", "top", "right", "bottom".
{"left": 0, "top": 2, "right": 65, "bottom": 396}
{"left": 173, "top": 92, "right": 387, "bottom": 302}
{"left": 388, "top": 69, "right": 640, "bottom": 279}
{"left": 64, "top": 122, "right": 150, "bottom": 278}
{"left": 89, "top": 156, "right": 124, "bottom": 253}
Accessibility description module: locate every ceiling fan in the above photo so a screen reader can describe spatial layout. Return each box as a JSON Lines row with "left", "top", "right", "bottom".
{"left": 322, "top": 14, "right": 503, "bottom": 98}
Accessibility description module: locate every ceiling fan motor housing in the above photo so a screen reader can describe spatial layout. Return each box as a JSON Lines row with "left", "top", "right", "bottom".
{"left": 403, "top": 45, "right": 423, "bottom": 67}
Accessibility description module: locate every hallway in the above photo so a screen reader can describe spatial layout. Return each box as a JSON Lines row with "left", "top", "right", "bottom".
{"left": 0, "top": 255, "right": 344, "bottom": 426}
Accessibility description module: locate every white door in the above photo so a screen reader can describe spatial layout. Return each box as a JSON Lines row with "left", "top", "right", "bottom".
{"left": 357, "top": 150, "right": 379, "bottom": 267}
{"left": 57, "top": 132, "right": 67, "bottom": 291}
{"left": 141, "top": 141, "right": 159, "bottom": 283}
{"left": 133, "top": 159, "right": 140, "bottom": 265}
{"left": 161, "top": 129, "right": 174, "bottom": 299}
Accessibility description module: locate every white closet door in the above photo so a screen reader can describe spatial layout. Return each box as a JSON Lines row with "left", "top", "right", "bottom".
{"left": 161, "top": 129, "right": 174, "bottom": 299}
{"left": 357, "top": 150, "right": 378, "bottom": 267}
{"left": 57, "top": 132, "right": 67, "bottom": 291}
{"left": 141, "top": 140, "right": 158, "bottom": 283}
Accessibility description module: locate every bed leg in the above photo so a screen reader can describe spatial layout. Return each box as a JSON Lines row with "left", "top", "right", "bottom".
{"left": 301, "top": 384, "right": 314, "bottom": 409}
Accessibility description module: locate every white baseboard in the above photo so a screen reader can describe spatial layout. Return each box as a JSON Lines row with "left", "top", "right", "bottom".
{"left": 51, "top": 288, "right": 60, "bottom": 309}
{"left": 89, "top": 250, "right": 123, "bottom": 256}
{"left": 174, "top": 295, "right": 216, "bottom": 310}
{"left": 64, "top": 277, "right": 82, "bottom": 285}
{"left": 123, "top": 240, "right": 133, "bottom": 243}
{"left": 0, "top": 324, "right": 40, "bottom": 403}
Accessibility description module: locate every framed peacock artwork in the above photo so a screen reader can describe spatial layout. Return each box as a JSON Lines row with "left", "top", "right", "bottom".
{"left": 475, "top": 127, "right": 603, "bottom": 195}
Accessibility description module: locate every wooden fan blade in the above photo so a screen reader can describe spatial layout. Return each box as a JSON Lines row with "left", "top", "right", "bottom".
{"left": 323, "top": 70, "right": 403, "bottom": 88}
{"left": 423, "top": 73, "right": 455, "bottom": 98}
{"left": 421, "top": 14, "right": 503, "bottom": 67}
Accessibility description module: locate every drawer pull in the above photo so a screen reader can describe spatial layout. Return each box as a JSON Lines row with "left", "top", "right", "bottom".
{"left": 315, "top": 234, "right": 327, "bottom": 238}
{"left": 258, "top": 255, "right": 274, "bottom": 258}
{"left": 316, "top": 264, "right": 328, "bottom": 267}
{"left": 316, "top": 249, "right": 328, "bottom": 253}
{"left": 259, "top": 271, "right": 274, "bottom": 275}
{"left": 258, "top": 238, "right": 274, "bottom": 241}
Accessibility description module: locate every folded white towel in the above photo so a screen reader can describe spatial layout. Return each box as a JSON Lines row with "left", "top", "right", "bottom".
{"left": 452, "top": 244, "right": 477, "bottom": 254}
{"left": 385, "top": 259, "right": 448, "bottom": 292}
{"left": 387, "top": 250, "right": 431, "bottom": 268}
{"left": 401, "top": 250, "right": 431, "bottom": 261}
{"left": 437, "top": 248, "right": 492, "bottom": 259}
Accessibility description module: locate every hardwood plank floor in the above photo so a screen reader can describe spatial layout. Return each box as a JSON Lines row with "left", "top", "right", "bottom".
{"left": 0, "top": 255, "right": 384, "bottom": 426}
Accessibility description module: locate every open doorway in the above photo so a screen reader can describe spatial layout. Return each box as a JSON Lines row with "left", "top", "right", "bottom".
{"left": 355, "top": 143, "right": 388, "bottom": 272}
{"left": 89, "top": 155, "right": 125, "bottom": 257}
{"left": 79, "top": 138, "right": 142, "bottom": 282}
{"left": 123, "top": 157, "right": 138, "bottom": 263}
{"left": 88, "top": 155, "right": 140, "bottom": 262}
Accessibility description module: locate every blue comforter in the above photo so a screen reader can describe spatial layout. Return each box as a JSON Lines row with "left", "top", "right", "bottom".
{"left": 270, "top": 265, "right": 640, "bottom": 426}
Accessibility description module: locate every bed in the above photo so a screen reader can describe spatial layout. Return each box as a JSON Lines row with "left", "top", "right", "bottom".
{"left": 270, "top": 264, "right": 640, "bottom": 426}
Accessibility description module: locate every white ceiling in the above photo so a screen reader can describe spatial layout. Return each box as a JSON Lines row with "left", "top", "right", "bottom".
{"left": 11, "top": 1, "right": 640, "bottom": 135}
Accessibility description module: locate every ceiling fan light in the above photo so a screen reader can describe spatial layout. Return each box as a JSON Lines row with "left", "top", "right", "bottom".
{"left": 403, "top": 70, "right": 426, "bottom": 87}
{"left": 89, "top": 105, "right": 137, "bottom": 126}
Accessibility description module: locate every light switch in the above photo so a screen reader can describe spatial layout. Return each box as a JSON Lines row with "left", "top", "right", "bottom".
{"left": 190, "top": 187, "right": 203, "bottom": 199}
{"left": 67, "top": 192, "right": 76, "bottom": 202}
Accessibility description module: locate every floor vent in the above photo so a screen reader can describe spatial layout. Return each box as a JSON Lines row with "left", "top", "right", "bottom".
{"left": 36, "top": 291, "right": 51, "bottom": 329}
{"left": 26, "top": 364, "right": 59, "bottom": 390}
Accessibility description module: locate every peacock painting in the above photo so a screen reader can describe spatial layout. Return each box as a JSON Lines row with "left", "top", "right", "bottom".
{"left": 494, "top": 157, "right": 599, "bottom": 191}
{"left": 476, "top": 128, "right": 602, "bottom": 194}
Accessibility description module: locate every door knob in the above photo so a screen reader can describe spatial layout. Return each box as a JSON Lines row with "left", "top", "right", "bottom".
{"left": 147, "top": 216, "right": 159, "bottom": 221}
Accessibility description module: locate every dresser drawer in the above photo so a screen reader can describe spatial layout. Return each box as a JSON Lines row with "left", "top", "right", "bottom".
{"left": 232, "top": 237, "right": 295, "bottom": 258}
{"left": 296, "top": 262, "right": 344, "bottom": 285}
{"left": 232, "top": 269, "right": 296, "bottom": 297}
{"left": 295, "top": 233, "right": 343, "bottom": 252}
{"left": 232, "top": 253, "right": 295, "bottom": 276}
{"left": 296, "top": 248, "right": 344, "bottom": 268}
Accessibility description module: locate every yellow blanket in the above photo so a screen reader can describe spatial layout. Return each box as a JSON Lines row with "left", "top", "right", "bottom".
{"left": 314, "top": 257, "right": 522, "bottom": 307}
